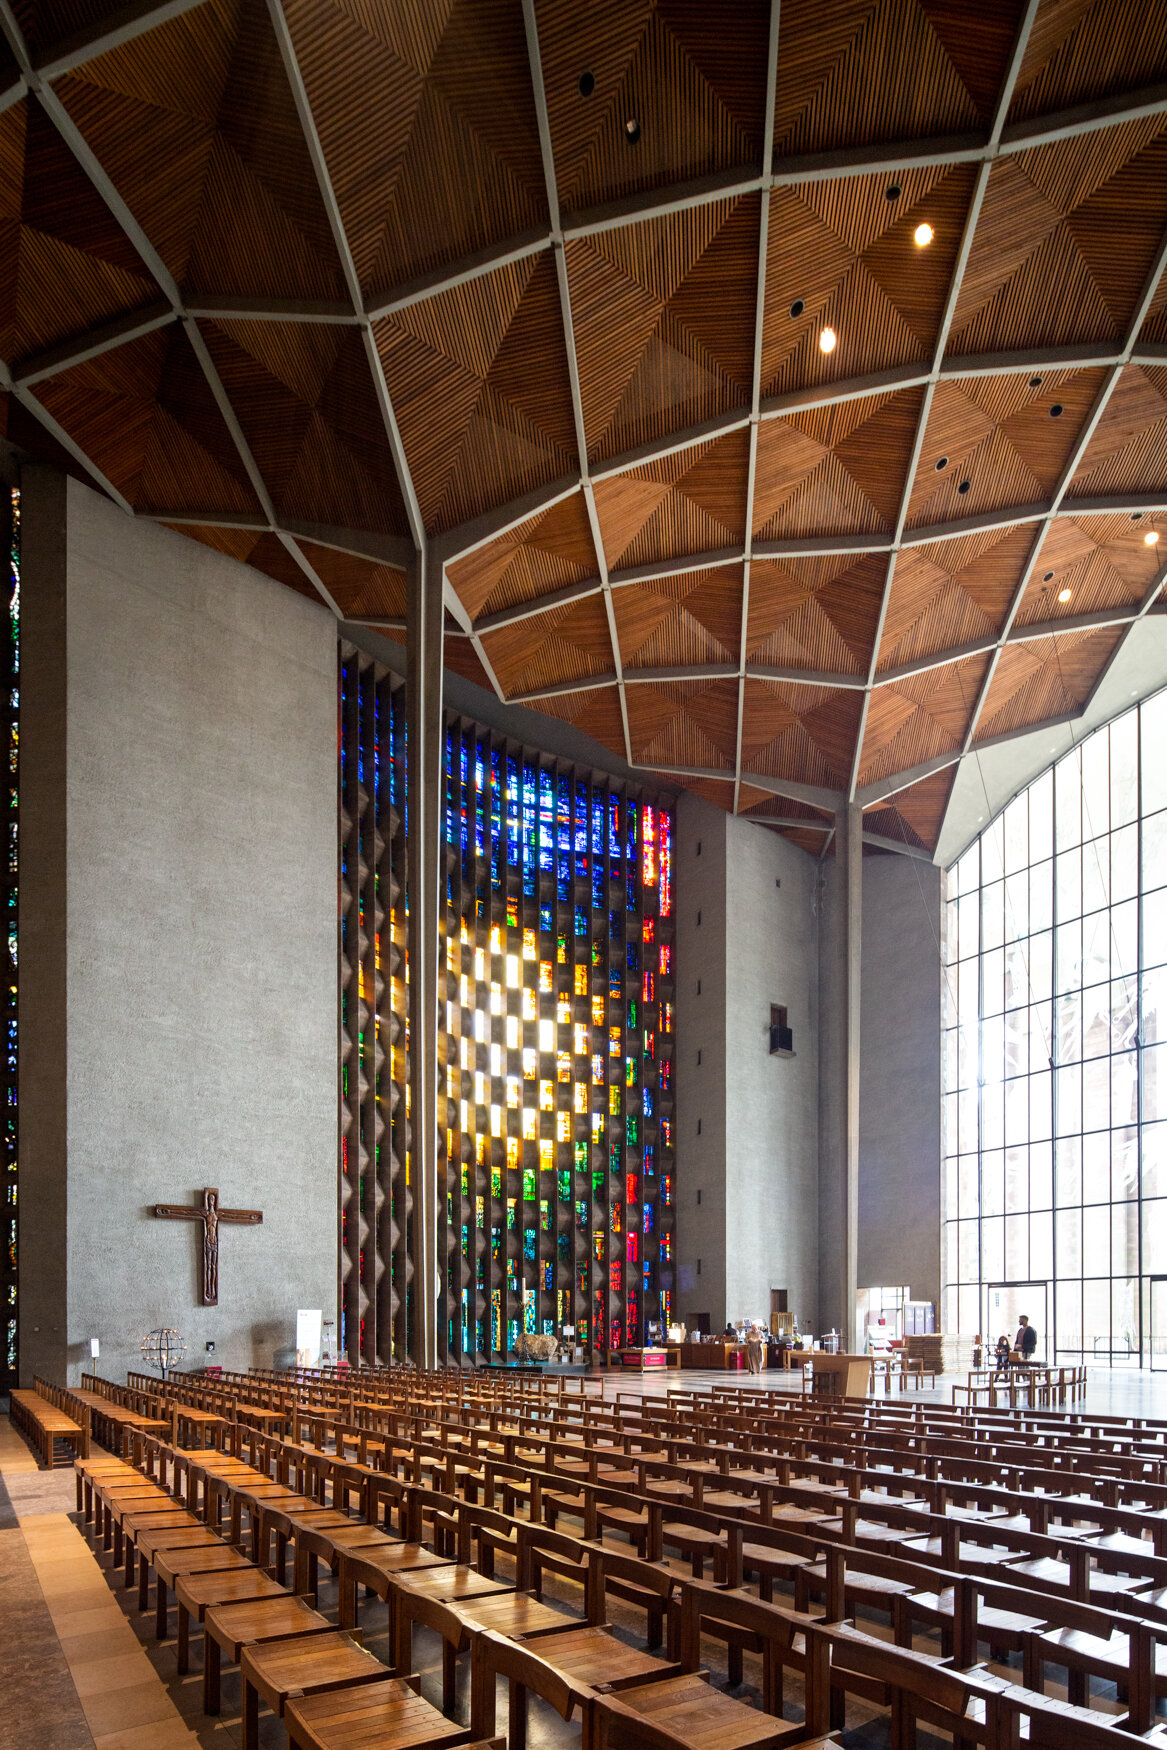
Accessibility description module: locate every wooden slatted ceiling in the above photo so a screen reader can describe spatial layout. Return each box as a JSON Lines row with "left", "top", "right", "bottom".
{"left": 31, "top": 325, "right": 261, "bottom": 513}
{"left": 536, "top": 0, "right": 769, "bottom": 212}
{"left": 864, "top": 765, "right": 958, "bottom": 851}
{"left": 0, "top": 99, "right": 158, "bottom": 364}
{"left": 1011, "top": 514, "right": 1164, "bottom": 628}
{"left": 614, "top": 564, "right": 742, "bottom": 668}
{"left": 1009, "top": 0, "right": 1167, "bottom": 124}
{"left": 525, "top": 683, "right": 629, "bottom": 755}
{"left": 905, "top": 368, "right": 1108, "bottom": 529}
{"left": 5, "top": 0, "right": 1167, "bottom": 857}
{"left": 857, "top": 653, "right": 992, "bottom": 786}
{"left": 753, "top": 386, "right": 925, "bottom": 540}
{"left": 200, "top": 321, "right": 410, "bottom": 536}
{"left": 479, "top": 593, "right": 614, "bottom": 696}
{"left": 739, "top": 788, "right": 833, "bottom": 825}
{"left": 566, "top": 195, "right": 758, "bottom": 464}
{"left": 374, "top": 252, "right": 576, "bottom": 534}
{"left": 772, "top": 0, "right": 1021, "bottom": 154}
{"left": 876, "top": 524, "right": 1035, "bottom": 672}
{"left": 974, "top": 625, "right": 1125, "bottom": 741}
{"left": 747, "top": 552, "right": 885, "bottom": 676}
{"left": 591, "top": 427, "right": 750, "bottom": 569}
{"left": 740, "top": 678, "right": 865, "bottom": 787}
{"left": 55, "top": 0, "right": 347, "bottom": 302}
{"left": 949, "top": 121, "right": 1167, "bottom": 354}
{"left": 445, "top": 494, "right": 596, "bottom": 623}
{"left": 281, "top": 0, "right": 547, "bottom": 296}
{"left": 762, "top": 166, "right": 978, "bottom": 399}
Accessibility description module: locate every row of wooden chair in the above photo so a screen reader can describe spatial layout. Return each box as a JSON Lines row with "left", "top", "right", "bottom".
{"left": 9, "top": 1380, "right": 88, "bottom": 1466}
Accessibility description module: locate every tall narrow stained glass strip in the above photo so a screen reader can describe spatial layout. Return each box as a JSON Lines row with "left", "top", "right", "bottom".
{"left": 1, "top": 488, "right": 15, "bottom": 1390}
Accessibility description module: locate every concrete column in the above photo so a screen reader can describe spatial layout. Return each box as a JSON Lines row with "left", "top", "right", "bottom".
{"left": 406, "top": 544, "right": 443, "bottom": 1368}
{"left": 841, "top": 803, "right": 862, "bottom": 1351}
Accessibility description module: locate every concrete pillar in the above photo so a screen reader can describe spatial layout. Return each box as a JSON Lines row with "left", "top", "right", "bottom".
{"left": 841, "top": 803, "right": 862, "bottom": 1352}
{"left": 406, "top": 544, "right": 443, "bottom": 1368}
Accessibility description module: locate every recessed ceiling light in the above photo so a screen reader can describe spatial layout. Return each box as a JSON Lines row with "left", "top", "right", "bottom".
{"left": 914, "top": 222, "right": 934, "bottom": 246}
{"left": 1058, "top": 587, "right": 1072, "bottom": 603}
{"left": 1147, "top": 530, "right": 1160, "bottom": 545}
{"left": 1132, "top": 512, "right": 1145, "bottom": 521}
{"left": 1029, "top": 375, "right": 1043, "bottom": 388}
{"left": 819, "top": 327, "right": 837, "bottom": 353}
{"left": 578, "top": 71, "right": 595, "bottom": 97}
{"left": 935, "top": 456, "right": 948, "bottom": 471}
{"left": 1049, "top": 403, "right": 1064, "bottom": 418}
{"left": 957, "top": 479, "right": 971, "bottom": 494}
{"left": 1043, "top": 571, "right": 1055, "bottom": 583}
{"left": 789, "top": 298, "right": 804, "bottom": 318}
{"left": 885, "top": 183, "right": 901, "bottom": 201}
{"left": 624, "top": 117, "right": 641, "bottom": 144}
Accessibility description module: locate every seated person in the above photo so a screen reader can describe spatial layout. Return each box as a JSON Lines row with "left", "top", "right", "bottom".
{"left": 993, "top": 1334, "right": 1011, "bottom": 1375}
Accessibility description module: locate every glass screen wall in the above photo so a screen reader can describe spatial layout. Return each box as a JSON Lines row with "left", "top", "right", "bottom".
{"left": 942, "top": 684, "right": 1167, "bottom": 1365}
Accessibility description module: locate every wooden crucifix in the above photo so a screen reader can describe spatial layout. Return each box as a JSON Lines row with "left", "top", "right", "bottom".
{"left": 152, "top": 1187, "right": 263, "bottom": 1306}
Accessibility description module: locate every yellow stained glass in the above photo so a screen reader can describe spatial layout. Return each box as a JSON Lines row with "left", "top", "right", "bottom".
{"left": 506, "top": 1077, "right": 520, "bottom": 1109}
{"left": 575, "top": 965, "right": 587, "bottom": 996}
{"left": 538, "top": 961, "right": 552, "bottom": 992}
{"left": 489, "top": 924, "right": 502, "bottom": 956}
{"left": 609, "top": 1085, "right": 620, "bottom": 1116}
{"left": 507, "top": 1137, "right": 519, "bottom": 1169}
{"left": 556, "top": 1110, "right": 570, "bottom": 1141}
{"left": 557, "top": 1051, "right": 571, "bottom": 1083}
{"left": 523, "top": 1108, "right": 536, "bottom": 1139}
{"left": 592, "top": 995, "right": 604, "bottom": 1025}
{"left": 574, "top": 1024, "right": 587, "bottom": 1055}
{"left": 538, "top": 1018, "right": 554, "bottom": 1052}
{"left": 539, "top": 1079, "right": 553, "bottom": 1111}
{"left": 505, "top": 1014, "right": 519, "bottom": 1049}
{"left": 522, "top": 1048, "right": 536, "bottom": 1079}
{"left": 522, "top": 988, "right": 536, "bottom": 1021}
{"left": 474, "top": 1071, "right": 485, "bottom": 1106}
{"left": 490, "top": 983, "right": 501, "bottom": 1015}
{"left": 574, "top": 1081, "right": 587, "bottom": 1113}
{"left": 506, "top": 955, "right": 519, "bottom": 987}
{"left": 490, "top": 1104, "right": 501, "bottom": 1137}
{"left": 539, "top": 1140, "right": 554, "bottom": 1172}
{"left": 522, "top": 928, "right": 536, "bottom": 960}
{"left": 474, "top": 947, "right": 485, "bottom": 981}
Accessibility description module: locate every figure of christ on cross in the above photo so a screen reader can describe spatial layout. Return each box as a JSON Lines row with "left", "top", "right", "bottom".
{"left": 152, "top": 1187, "right": 263, "bottom": 1305}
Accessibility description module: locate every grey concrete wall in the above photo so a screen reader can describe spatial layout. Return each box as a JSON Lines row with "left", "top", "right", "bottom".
{"left": 674, "top": 796, "right": 820, "bottom": 1333}
{"left": 673, "top": 793, "right": 728, "bottom": 1331}
{"left": 19, "top": 468, "right": 70, "bottom": 1382}
{"left": 858, "top": 854, "right": 942, "bottom": 1311}
{"left": 21, "top": 474, "right": 339, "bottom": 1385}
{"left": 723, "top": 814, "right": 819, "bottom": 1329}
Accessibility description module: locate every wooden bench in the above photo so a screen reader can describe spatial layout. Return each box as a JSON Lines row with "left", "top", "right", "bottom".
{"left": 10, "top": 1385, "right": 88, "bottom": 1468}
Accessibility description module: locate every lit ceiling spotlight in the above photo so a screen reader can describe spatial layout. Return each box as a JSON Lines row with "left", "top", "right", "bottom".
{"left": 819, "top": 326, "right": 837, "bottom": 354}
{"left": 914, "top": 222, "right": 934, "bottom": 246}
{"left": 1058, "top": 587, "right": 1072, "bottom": 603}
{"left": 1145, "top": 529, "right": 1160, "bottom": 546}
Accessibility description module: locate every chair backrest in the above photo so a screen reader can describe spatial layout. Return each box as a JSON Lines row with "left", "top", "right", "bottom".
{"left": 469, "top": 1629, "right": 575, "bottom": 1740}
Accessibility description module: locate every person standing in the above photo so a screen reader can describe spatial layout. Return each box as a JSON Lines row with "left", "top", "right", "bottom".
{"left": 746, "top": 1327, "right": 764, "bottom": 1375}
{"left": 1014, "top": 1316, "right": 1037, "bottom": 1365}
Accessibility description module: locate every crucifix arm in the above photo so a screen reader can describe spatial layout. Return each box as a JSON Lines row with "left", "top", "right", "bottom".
{"left": 153, "top": 1204, "right": 207, "bottom": 1221}
{"left": 218, "top": 1210, "right": 263, "bottom": 1225}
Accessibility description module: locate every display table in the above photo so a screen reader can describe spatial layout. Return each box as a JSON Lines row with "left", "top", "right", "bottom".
{"left": 806, "top": 1353, "right": 872, "bottom": 1398}
{"left": 615, "top": 1348, "right": 670, "bottom": 1371}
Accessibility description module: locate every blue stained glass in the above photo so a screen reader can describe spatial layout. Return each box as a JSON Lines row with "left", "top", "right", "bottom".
{"left": 540, "top": 904, "right": 552, "bottom": 933}
{"left": 592, "top": 799, "right": 605, "bottom": 856}
{"left": 538, "top": 768, "right": 554, "bottom": 871}
{"left": 491, "top": 747, "right": 502, "bottom": 888}
{"left": 643, "top": 1088, "right": 654, "bottom": 1117}
{"left": 609, "top": 796, "right": 621, "bottom": 856}
{"left": 592, "top": 865, "right": 604, "bottom": 909}
{"left": 575, "top": 907, "right": 587, "bottom": 937}
{"left": 575, "top": 782, "right": 589, "bottom": 853}
{"left": 627, "top": 943, "right": 639, "bottom": 973}
{"left": 643, "top": 1145, "right": 655, "bottom": 1177}
{"left": 557, "top": 775, "right": 571, "bottom": 849}
{"left": 558, "top": 853, "right": 570, "bottom": 901}
{"left": 507, "top": 754, "right": 520, "bottom": 866}
{"left": 524, "top": 1228, "right": 536, "bottom": 1261}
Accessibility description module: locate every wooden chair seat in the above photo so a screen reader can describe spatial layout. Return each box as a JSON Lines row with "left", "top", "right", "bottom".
{"left": 285, "top": 1673, "right": 482, "bottom": 1750}
{"left": 896, "top": 1587, "right": 1045, "bottom": 1653}
{"left": 152, "top": 1544, "right": 255, "bottom": 1639}
{"left": 222, "top": 1610, "right": 353, "bottom": 1742}
{"left": 796, "top": 1559, "right": 916, "bottom": 1613}
{"left": 511, "top": 1623, "right": 679, "bottom": 1691}
{"left": 173, "top": 1566, "right": 288, "bottom": 1674}
{"left": 603, "top": 1670, "right": 802, "bottom": 1750}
